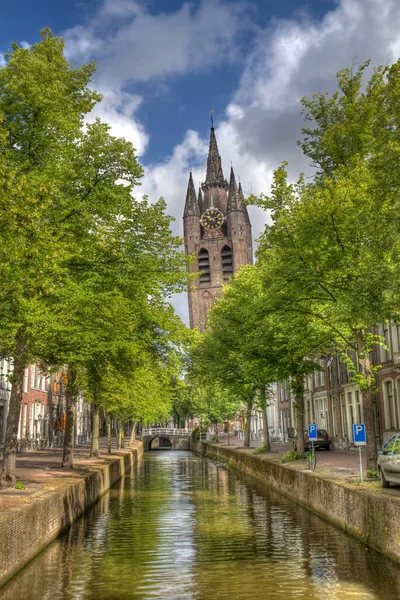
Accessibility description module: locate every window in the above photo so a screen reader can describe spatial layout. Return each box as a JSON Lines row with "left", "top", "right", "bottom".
{"left": 221, "top": 245, "right": 233, "bottom": 279}
{"left": 384, "top": 380, "right": 396, "bottom": 429}
{"left": 198, "top": 249, "right": 210, "bottom": 284}
{"left": 355, "top": 390, "right": 363, "bottom": 423}
{"left": 331, "top": 396, "right": 337, "bottom": 437}
{"left": 340, "top": 393, "right": 348, "bottom": 438}
{"left": 382, "top": 323, "right": 391, "bottom": 362}
{"left": 0, "top": 405, "right": 4, "bottom": 442}
{"left": 384, "top": 436, "right": 400, "bottom": 455}
{"left": 347, "top": 391, "right": 355, "bottom": 439}
{"left": 23, "top": 368, "right": 28, "bottom": 393}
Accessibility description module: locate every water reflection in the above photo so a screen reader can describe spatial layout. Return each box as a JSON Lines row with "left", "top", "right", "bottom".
{"left": 1, "top": 451, "right": 399, "bottom": 600}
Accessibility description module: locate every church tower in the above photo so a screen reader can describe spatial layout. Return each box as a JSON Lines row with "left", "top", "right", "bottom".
{"left": 183, "top": 123, "right": 253, "bottom": 329}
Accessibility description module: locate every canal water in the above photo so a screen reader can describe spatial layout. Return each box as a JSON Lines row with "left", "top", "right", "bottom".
{"left": 1, "top": 451, "right": 400, "bottom": 600}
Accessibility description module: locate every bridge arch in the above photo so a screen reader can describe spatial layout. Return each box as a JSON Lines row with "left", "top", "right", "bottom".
{"left": 147, "top": 436, "right": 173, "bottom": 451}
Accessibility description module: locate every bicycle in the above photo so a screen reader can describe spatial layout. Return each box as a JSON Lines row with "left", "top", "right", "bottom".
{"left": 307, "top": 443, "right": 316, "bottom": 471}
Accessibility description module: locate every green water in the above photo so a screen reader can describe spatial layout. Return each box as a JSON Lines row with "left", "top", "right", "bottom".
{"left": 1, "top": 451, "right": 400, "bottom": 600}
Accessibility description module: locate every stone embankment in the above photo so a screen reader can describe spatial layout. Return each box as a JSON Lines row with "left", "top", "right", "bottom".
{"left": 0, "top": 442, "right": 143, "bottom": 588}
{"left": 192, "top": 440, "right": 400, "bottom": 564}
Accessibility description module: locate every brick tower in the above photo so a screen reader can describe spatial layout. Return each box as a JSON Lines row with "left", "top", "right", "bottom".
{"left": 183, "top": 124, "right": 253, "bottom": 329}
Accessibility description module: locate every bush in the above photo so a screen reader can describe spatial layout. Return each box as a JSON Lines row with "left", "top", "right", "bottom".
{"left": 366, "top": 469, "right": 379, "bottom": 479}
{"left": 15, "top": 481, "right": 25, "bottom": 490}
{"left": 191, "top": 426, "right": 201, "bottom": 440}
{"left": 254, "top": 445, "right": 268, "bottom": 454}
{"left": 281, "top": 450, "right": 307, "bottom": 463}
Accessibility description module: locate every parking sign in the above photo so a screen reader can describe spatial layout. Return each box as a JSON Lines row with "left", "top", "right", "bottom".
{"left": 353, "top": 423, "right": 366, "bottom": 446}
{"left": 308, "top": 424, "right": 318, "bottom": 440}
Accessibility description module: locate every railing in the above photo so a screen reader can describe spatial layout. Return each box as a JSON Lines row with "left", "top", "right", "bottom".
{"left": 236, "top": 430, "right": 264, "bottom": 441}
{"left": 141, "top": 428, "right": 192, "bottom": 437}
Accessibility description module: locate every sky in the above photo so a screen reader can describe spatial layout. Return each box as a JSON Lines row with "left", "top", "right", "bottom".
{"left": 1, "top": 0, "right": 400, "bottom": 323}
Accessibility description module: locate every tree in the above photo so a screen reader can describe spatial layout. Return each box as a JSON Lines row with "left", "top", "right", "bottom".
{"left": 0, "top": 30, "right": 99, "bottom": 484}
{"left": 0, "top": 30, "right": 189, "bottom": 483}
{"left": 251, "top": 60, "right": 400, "bottom": 468}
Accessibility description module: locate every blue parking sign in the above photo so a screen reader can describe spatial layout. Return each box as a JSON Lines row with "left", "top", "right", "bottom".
{"left": 308, "top": 424, "right": 318, "bottom": 440}
{"left": 353, "top": 423, "right": 366, "bottom": 446}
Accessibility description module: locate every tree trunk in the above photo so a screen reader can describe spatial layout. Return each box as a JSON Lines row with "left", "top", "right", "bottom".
{"left": 129, "top": 421, "right": 137, "bottom": 446}
{"left": 357, "top": 330, "right": 378, "bottom": 470}
{"left": 1, "top": 330, "right": 27, "bottom": 487}
{"left": 106, "top": 413, "right": 111, "bottom": 455}
{"left": 261, "top": 403, "right": 271, "bottom": 451}
{"left": 116, "top": 420, "right": 120, "bottom": 449}
{"left": 227, "top": 424, "right": 230, "bottom": 446}
{"left": 90, "top": 404, "right": 100, "bottom": 458}
{"left": 120, "top": 422, "right": 125, "bottom": 448}
{"left": 294, "top": 372, "right": 305, "bottom": 453}
{"left": 244, "top": 402, "right": 252, "bottom": 448}
{"left": 62, "top": 368, "right": 78, "bottom": 469}
{"left": 215, "top": 421, "right": 219, "bottom": 443}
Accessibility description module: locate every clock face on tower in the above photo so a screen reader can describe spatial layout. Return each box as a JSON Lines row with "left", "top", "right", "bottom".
{"left": 201, "top": 208, "right": 224, "bottom": 230}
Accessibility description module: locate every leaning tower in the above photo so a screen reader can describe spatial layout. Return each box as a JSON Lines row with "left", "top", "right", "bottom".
{"left": 183, "top": 124, "right": 253, "bottom": 329}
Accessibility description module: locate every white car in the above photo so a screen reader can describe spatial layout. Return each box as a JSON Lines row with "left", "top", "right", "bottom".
{"left": 378, "top": 433, "right": 400, "bottom": 488}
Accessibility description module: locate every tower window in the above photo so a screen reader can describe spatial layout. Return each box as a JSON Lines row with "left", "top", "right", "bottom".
{"left": 198, "top": 248, "right": 211, "bottom": 283}
{"left": 221, "top": 246, "right": 233, "bottom": 279}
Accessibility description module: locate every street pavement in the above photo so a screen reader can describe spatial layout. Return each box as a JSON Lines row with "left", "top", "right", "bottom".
{"left": 0, "top": 438, "right": 134, "bottom": 512}
{"left": 215, "top": 432, "right": 370, "bottom": 481}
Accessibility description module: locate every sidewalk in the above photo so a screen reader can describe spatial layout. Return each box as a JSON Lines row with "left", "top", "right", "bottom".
{"left": 215, "top": 433, "right": 371, "bottom": 483}
{"left": 0, "top": 437, "right": 135, "bottom": 513}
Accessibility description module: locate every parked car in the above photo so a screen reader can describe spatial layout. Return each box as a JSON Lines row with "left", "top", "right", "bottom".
{"left": 378, "top": 433, "right": 400, "bottom": 488}
{"left": 304, "top": 429, "right": 331, "bottom": 451}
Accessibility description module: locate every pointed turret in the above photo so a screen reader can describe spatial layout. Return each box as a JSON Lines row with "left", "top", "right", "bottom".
{"left": 197, "top": 186, "right": 204, "bottom": 215}
{"left": 203, "top": 127, "right": 228, "bottom": 190}
{"left": 238, "top": 181, "right": 250, "bottom": 224}
{"left": 227, "top": 167, "right": 240, "bottom": 211}
{"left": 184, "top": 172, "right": 199, "bottom": 216}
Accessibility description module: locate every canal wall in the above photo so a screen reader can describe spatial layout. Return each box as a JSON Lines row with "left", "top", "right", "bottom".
{"left": 0, "top": 442, "right": 143, "bottom": 588}
{"left": 192, "top": 440, "right": 400, "bottom": 564}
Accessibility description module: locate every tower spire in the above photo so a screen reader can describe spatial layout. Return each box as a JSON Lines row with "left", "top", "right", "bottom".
{"left": 238, "top": 181, "right": 250, "bottom": 224}
{"left": 203, "top": 118, "right": 228, "bottom": 190}
{"left": 184, "top": 172, "right": 199, "bottom": 216}
{"left": 197, "top": 185, "right": 203, "bottom": 214}
{"left": 227, "top": 166, "right": 240, "bottom": 211}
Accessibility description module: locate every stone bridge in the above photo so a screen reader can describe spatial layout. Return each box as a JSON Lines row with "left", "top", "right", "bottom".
{"left": 139, "top": 428, "right": 192, "bottom": 451}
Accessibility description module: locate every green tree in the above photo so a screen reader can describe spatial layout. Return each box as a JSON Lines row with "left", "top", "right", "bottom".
{"left": 251, "top": 60, "right": 400, "bottom": 468}
{"left": 0, "top": 30, "right": 99, "bottom": 484}
{"left": 0, "top": 30, "right": 189, "bottom": 483}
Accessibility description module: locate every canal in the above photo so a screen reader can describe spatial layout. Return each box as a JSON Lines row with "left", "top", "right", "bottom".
{"left": 1, "top": 451, "right": 400, "bottom": 599}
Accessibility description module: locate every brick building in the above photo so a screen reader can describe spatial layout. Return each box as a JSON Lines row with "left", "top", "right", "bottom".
{"left": 183, "top": 124, "right": 253, "bottom": 329}
{"left": 266, "top": 325, "right": 400, "bottom": 446}
{"left": 0, "top": 361, "right": 91, "bottom": 452}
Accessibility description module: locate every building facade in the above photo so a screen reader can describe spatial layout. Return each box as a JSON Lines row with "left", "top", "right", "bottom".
{"left": 262, "top": 324, "right": 400, "bottom": 447}
{"left": 183, "top": 125, "right": 253, "bottom": 329}
{"left": 0, "top": 361, "right": 92, "bottom": 453}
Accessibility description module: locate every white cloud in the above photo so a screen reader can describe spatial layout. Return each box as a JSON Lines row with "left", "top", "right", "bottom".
{"left": 64, "top": 0, "right": 250, "bottom": 86}
{"left": 63, "top": 0, "right": 400, "bottom": 324}
{"left": 87, "top": 89, "right": 148, "bottom": 155}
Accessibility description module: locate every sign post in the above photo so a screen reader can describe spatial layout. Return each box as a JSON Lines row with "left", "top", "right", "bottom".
{"left": 308, "top": 424, "right": 317, "bottom": 456}
{"left": 353, "top": 423, "right": 366, "bottom": 482}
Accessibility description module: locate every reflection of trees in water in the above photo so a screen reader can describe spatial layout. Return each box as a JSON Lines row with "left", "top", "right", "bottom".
{"left": 1, "top": 453, "right": 400, "bottom": 600}
{"left": 233, "top": 470, "right": 400, "bottom": 600}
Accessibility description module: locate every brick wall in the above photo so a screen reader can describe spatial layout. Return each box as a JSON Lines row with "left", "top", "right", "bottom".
{"left": 0, "top": 443, "right": 143, "bottom": 588}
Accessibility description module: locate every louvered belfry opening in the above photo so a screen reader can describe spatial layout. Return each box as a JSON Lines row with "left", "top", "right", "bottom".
{"left": 198, "top": 248, "right": 211, "bottom": 283}
{"left": 221, "top": 245, "right": 233, "bottom": 279}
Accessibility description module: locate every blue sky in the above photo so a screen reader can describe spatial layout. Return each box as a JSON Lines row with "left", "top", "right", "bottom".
{"left": 1, "top": 0, "right": 400, "bottom": 322}
{"left": 1, "top": 0, "right": 336, "bottom": 164}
